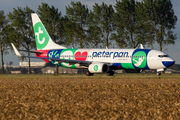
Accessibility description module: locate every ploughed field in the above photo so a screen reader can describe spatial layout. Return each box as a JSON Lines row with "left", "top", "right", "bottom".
{"left": 0, "top": 74, "right": 180, "bottom": 119}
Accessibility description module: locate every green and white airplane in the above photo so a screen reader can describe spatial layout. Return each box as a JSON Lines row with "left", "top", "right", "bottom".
{"left": 12, "top": 13, "right": 175, "bottom": 76}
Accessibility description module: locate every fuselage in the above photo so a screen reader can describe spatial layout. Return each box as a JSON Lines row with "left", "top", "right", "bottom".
{"left": 35, "top": 48, "right": 175, "bottom": 70}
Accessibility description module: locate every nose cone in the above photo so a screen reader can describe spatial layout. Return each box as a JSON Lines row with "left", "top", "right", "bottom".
{"left": 162, "top": 59, "right": 175, "bottom": 67}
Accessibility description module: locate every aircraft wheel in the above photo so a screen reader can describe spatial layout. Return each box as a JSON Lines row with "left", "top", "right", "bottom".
{"left": 86, "top": 71, "right": 94, "bottom": 76}
{"left": 90, "top": 73, "right": 94, "bottom": 76}
{"left": 107, "top": 71, "right": 114, "bottom": 76}
{"left": 140, "top": 69, "right": 145, "bottom": 73}
{"left": 157, "top": 72, "right": 161, "bottom": 76}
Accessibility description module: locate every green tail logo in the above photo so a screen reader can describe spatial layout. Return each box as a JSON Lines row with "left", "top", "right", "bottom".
{"left": 34, "top": 22, "right": 50, "bottom": 49}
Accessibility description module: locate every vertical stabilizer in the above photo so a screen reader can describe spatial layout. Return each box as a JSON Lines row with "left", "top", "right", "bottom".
{"left": 31, "top": 13, "right": 66, "bottom": 50}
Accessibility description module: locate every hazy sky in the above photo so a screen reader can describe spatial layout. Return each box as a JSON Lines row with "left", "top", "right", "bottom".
{"left": 0, "top": 0, "right": 179, "bottom": 65}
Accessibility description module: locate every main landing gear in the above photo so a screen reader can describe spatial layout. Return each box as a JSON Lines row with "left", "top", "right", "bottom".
{"left": 86, "top": 71, "right": 94, "bottom": 76}
{"left": 106, "top": 71, "right": 115, "bottom": 76}
{"left": 86, "top": 71, "right": 115, "bottom": 76}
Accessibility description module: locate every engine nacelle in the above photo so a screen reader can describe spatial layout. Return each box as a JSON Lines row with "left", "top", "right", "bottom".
{"left": 88, "top": 63, "right": 109, "bottom": 73}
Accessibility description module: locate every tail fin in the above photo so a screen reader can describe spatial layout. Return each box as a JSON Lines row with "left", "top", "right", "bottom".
{"left": 31, "top": 13, "right": 66, "bottom": 50}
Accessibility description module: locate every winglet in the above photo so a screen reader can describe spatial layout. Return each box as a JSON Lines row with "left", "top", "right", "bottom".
{"left": 11, "top": 43, "right": 22, "bottom": 57}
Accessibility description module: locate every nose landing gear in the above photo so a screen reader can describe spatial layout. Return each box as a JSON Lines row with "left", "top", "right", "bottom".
{"left": 157, "top": 68, "right": 164, "bottom": 76}
{"left": 157, "top": 72, "right": 161, "bottom": 76}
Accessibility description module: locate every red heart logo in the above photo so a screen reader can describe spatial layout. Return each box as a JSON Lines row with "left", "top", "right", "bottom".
{"left": 75, "top": 51, "right": 88, "bottom": 61}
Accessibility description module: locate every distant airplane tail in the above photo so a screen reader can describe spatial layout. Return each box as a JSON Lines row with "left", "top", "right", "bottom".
{"left": 31, "top": 13, "right": 66, "bottom": 50}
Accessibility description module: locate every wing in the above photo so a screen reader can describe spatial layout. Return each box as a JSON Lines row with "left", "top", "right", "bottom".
{"left": 25, "top": 56, "right": 91, "bottom": 65}
{"left": 11, "top": 43, "right": 91, "bottom": 65}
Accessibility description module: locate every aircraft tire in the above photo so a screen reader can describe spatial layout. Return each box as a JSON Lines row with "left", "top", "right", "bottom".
{"left": 107, "top": 71, "right": 114, "bottom": 76}
{"left": 157, "top": 72, "right": 161, "bottom": 76}
{"left": 86, "top": 71, "right": 94, "bottom": 76}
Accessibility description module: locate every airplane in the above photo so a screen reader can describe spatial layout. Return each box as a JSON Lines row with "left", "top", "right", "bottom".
{"left": 11, "top": 13, "right": 175, "bottom": 76}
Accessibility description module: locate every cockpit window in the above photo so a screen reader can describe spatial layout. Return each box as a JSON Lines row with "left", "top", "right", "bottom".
{"left": 158, "top": 55, "right": 169, "bottom": 58}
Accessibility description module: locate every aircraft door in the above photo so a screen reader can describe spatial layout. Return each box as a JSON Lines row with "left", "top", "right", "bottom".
{"left": 148, "top": 52, "right": 154, "bottom": 62}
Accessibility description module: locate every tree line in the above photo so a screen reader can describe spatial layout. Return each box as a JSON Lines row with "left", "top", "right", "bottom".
{"left": 0, "top": 0, "right": 177, "bottom": 74}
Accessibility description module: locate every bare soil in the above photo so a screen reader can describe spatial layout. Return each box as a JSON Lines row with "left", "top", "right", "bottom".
{"left": 0, "top": 74, "right": 180, "bottom": 119}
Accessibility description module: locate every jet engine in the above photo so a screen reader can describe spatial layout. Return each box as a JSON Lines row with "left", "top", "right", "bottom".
{"left": 88, "top": 63, "right": 109, "bottom": 73}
